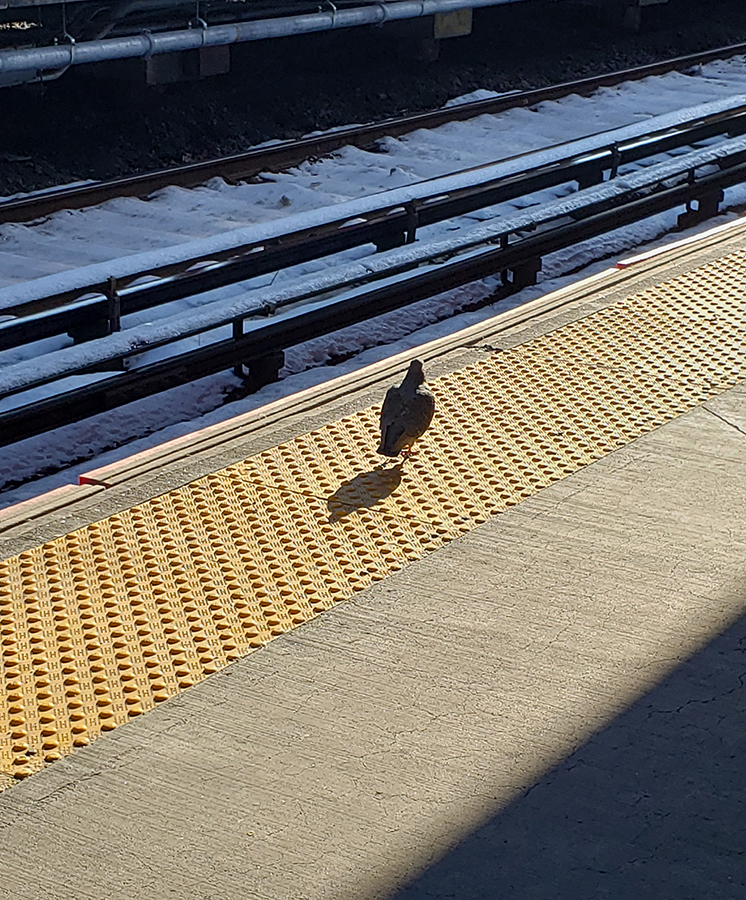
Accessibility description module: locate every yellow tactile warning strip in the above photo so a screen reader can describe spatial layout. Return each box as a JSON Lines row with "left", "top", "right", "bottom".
{"left": 2, "top": 248, "right": 746, "bottom": 789}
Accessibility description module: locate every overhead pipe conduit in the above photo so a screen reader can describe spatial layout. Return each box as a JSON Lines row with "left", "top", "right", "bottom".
{"left": 0, "top": 0, "right": 568, "bottom": 75}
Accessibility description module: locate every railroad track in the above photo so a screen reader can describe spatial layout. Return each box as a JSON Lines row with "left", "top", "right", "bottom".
{"left": 2, "top": 118, "right": 745, "bottom": 446}
{"left": 2, "top": 40, "right": 746, "bottom": 227}
{"left": 4, "top": 91, "right": 746, "bottom": 330}
{"left": 3, "top": 45, "right": 746, "bottom": 460}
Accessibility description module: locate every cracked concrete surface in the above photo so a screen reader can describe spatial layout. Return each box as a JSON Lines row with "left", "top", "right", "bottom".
{"left": 1, "top": 378, "right": 746, "bottom": 897}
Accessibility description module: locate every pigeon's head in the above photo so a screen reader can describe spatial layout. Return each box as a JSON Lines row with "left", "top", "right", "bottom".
{"left": 405, "top": 358, "right": 426, "bottom": 385}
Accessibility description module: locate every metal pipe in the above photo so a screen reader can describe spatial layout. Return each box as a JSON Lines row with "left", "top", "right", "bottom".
{"left": 0, "top": 0, "right": 567, "bottom": 76}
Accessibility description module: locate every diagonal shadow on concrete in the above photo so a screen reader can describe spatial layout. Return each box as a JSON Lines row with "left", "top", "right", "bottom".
{"left": 387, "top": 604, "right": 746, "bottom": 900}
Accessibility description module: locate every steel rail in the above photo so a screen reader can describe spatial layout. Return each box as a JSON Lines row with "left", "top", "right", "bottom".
{"left": 2, "top": 40, "right": 746, "bottom": 226}
{"left": 3, "top": 96, "right": 746, "bottom": 351}
{"left": 0, "top": 152, "right": 743, "bottom": 446}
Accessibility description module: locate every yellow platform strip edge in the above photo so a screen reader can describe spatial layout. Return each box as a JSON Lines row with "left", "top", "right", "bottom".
{"left": 1, "top": 248, "right": 745, "bottom": 789}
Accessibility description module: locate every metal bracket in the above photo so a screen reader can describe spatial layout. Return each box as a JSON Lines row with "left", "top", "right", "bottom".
{"left": 404, "top": 201, "right": 419, "bottom": 244}
{"left": 507, "top": 257, "right": 542, "bottom": 289}
{"left": 376, "top": 2, "right": 390, "bottom": 24}
{"left": 194, "top": 16, "right": 208, "bottom": 47}
{"left": 677, "top": 187, "right": 724, "bottom": 229}
{"left": 243, "top": 350, "right": 286, "bottom": 390}
{"left": 106, "top": 277, "right": 121, "bottom": 335}
{"left": 141, "top": 29, "right": 156, "bottom": 59}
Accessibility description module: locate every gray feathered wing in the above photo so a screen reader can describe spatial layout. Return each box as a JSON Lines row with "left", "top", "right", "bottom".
{"left": 378, "top": 385, "right": 435, "bottom": 457}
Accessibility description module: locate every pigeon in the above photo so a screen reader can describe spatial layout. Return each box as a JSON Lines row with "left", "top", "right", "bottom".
{"left": 377, "top": 359, "right": 435, "bottom": 458}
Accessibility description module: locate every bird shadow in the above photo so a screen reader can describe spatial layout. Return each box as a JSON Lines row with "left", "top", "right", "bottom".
{"left": 326, "top": 464, "right": 404, "bottom": 522}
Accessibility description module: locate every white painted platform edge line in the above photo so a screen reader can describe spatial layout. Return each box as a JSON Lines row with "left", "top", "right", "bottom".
{"left": 0, "top": 483, "right": 105, "bottom": 535}
{"left": 0, "top": 484, "right": 79, "bottom": 523}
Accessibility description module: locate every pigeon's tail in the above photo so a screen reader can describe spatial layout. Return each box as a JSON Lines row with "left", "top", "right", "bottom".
{"left": 376, "top": 440, "right": 399, "bottom": 458}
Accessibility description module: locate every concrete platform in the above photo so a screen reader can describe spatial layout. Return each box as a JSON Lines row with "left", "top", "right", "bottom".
{"left": 1, "top": 222, "right": 746, "bottom": 898}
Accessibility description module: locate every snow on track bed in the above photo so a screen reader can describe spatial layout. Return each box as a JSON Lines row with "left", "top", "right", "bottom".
{"left": 4, "top": 56, "right": 746, "bottom": 506}
{"left": 3, "top": 59, "right": 746, "bottom": 286}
